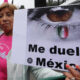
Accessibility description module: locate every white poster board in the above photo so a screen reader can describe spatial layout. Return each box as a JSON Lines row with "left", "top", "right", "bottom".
{"left": 11, "top": 5, "right": 80, "bottom": 71}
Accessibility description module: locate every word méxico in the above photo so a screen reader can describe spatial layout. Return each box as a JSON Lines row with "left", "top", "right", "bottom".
{"left": 36, "top": 58, "right": 76, "bottom": 70}
{"left": 28, "top": 44, "right": 79, "bottom": 56}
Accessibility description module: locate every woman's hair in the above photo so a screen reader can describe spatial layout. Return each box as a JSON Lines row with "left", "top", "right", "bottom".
{"left": 0, "top": 3, "right": 17, "bottom": 14}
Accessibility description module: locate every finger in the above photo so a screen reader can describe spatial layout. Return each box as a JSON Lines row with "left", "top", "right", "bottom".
{"left": 65, "top": 77, "right": 70, "bottom": 80}
{"left": 75, "top": 77, "right": 80, "bottom": 80}
{"left": 63, "top": 72, "right": 73, "bottom": 79}
{"left": 76, "top": 65, "right": 80, "bottom": 70}
{"left": 66, "top": 64, "right": 80, "bottom": 77}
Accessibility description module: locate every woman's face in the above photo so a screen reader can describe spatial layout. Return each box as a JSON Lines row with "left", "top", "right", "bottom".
{"left": 0, "top": 7, "right": 13, "bottom": 34}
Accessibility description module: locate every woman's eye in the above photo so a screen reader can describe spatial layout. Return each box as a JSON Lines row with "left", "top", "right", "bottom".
{"left": 0, "top": 14, "right": 3, "bottom": 18}
{"left": 6, "top": 12, "right": 12, "bottom": 17}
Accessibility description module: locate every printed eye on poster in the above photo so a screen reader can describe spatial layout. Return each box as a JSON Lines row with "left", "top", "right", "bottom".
{"left": 11, "top": 5, "right": 80, "bottom": 71}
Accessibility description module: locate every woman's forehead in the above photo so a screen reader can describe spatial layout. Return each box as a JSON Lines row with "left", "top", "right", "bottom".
{"left": 0, "top": 7, "right": 13, "bottom": 13}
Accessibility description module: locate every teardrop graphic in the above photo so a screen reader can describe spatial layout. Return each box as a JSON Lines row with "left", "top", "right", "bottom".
{"left": 57, "top": 26, "right": 68, "bottom": 39}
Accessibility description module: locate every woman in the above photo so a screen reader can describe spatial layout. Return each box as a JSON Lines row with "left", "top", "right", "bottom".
{"left": 0, "top": 3, "right": 63, "bottom": 80}
{"left": 0, "top": 3, "right": 17, "bottom": 80}
{"left": 0, "top": 3, "right": 64, "bottom": 80}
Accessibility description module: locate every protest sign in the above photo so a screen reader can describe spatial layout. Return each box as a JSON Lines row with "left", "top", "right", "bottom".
{"left": 11, "top": 5, "right": 80, "bottom": 71}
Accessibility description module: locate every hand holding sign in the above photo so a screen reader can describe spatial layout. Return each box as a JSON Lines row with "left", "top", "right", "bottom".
{"left": 63, "top": 64, "right": 80, "bottom": 80}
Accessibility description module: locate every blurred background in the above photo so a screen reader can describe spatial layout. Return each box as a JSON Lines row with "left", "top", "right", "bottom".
{"left": 0, "top": 0, "right": 34, "bottom": 8}
{"left": 0, "top": 0, "right": 80, "bottom": 9}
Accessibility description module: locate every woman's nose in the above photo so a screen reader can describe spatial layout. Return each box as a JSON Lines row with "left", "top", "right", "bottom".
{"left": 2, "top": 15, "right": 7, "bottom": 21}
